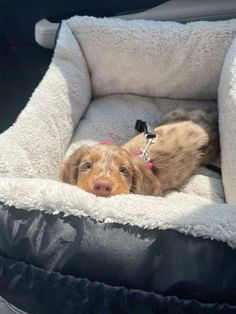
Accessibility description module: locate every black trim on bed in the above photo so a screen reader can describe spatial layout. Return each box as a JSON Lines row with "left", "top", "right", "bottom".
{"left": 206, "top": 164, "right": 222, "bottom": 175}
{"left": 0, "top": 255, "right": 235, "bottom": 314}
{"left": 0, "top": 202, "right": 235, "bottom": 308}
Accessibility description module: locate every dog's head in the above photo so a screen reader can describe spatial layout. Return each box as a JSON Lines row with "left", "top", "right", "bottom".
{"left": 60, "top": 144, "right": 161, "bottom": 197}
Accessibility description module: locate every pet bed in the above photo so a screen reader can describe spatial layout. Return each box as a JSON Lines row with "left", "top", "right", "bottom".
{"left": 0, "top": 16, "right": 236, "bottom": 313}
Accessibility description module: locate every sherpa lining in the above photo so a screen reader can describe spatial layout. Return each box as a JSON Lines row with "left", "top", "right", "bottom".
{"left": 1, "top": 177, "right": 236, "bottom": 247}
{"left": 218, "top": 38, "right": 236, "bottom": 203}
{"left": 0, "top": 16, "right": 236, "bottom": 247}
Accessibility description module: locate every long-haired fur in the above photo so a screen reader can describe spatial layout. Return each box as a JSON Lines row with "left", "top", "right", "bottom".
{"left": 60, "top": 109, "right": 220, "bottom": 197}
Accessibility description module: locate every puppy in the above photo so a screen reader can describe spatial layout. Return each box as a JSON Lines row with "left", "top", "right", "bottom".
{"left": 60, "top": 144, "right": 161, "bottom": 197}
{"left": 60, "top": 109, "right": 220, "bottom": 197}
{"left": 123, "top": 109, "right": 219, "bottom": 192}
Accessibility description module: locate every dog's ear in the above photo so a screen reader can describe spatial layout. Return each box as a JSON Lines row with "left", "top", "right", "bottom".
{"left": 131, "top": 158, "right": 161, "bottom": 196}
{"left": 59, "top": 146, "right": 89, "bottom": 185}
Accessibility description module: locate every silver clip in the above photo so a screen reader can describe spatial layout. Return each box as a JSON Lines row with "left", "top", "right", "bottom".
{"left": 140, "top": 134, "right": 157, "bottom": 161}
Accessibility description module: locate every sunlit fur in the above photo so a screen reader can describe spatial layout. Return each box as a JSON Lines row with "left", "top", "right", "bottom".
{"left": 60, "top": 109, "right": 219, "bottom": 197}
{"left": 123, "top": 109, "right": 220, "bottom": 192}
{"left": 60, "top": 144, "right": 161, "bottom": 197}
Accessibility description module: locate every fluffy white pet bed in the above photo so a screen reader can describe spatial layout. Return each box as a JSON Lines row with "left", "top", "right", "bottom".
{"left": 0, "top": 16, "right": 236, "bottom": 247}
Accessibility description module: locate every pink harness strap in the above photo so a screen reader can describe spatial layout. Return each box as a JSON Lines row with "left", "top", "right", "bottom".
{"left": 100, "top": 140, "right": 112, "bottom": 145}
{"left": 133, "top": 151, "right": 155, "bottom": 170}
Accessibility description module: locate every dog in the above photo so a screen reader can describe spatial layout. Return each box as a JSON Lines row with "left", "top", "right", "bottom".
{"left": 60, "top": 109, "right": 220, "bottom": 197}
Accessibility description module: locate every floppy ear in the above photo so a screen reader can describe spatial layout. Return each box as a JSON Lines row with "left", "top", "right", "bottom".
{"left": 59, "top": 146, "right": 89, "bottom": 185}
{"left": 131, "top": 158, "right": 161, "bottom": 196}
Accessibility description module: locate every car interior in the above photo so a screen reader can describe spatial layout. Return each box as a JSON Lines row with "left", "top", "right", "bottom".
{"left": 1, "top": 1, "right": 236, "bottom": 313}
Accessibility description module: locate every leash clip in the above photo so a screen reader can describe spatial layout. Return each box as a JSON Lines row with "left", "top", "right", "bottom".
{"left": 135, "top": 120, "right": 158, "bottom": 162}
{"left": 135, "top": 120, "right": 156, "bottom": 139}
{"left": 140, "top": 135, "right": 157, "bottom": 161}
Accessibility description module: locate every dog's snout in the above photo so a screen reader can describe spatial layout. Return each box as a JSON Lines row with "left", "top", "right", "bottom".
{"left": 93, "top": 177, "right": 112, "bottom": 197}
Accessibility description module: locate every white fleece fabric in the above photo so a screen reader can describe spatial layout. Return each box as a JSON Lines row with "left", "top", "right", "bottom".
{"left": 0, "top": 16, "right": 236, "bottom": 247}
{"left": 218, "top": 38, "right": 236, "bottom": 203}
{"left": 68, "top": 17, "right": 236, "bottom": 100}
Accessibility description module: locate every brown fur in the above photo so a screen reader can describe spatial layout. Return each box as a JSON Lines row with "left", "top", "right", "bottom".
{"left": 60, "top": 144, "right": 161, "bottom": 197}
{"left": 60, "top": 109, "right": 220, "bottom": 197}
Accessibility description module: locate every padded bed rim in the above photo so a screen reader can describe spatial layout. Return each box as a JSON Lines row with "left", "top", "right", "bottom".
{"left": 0, "top": 254, "right": 236, "bottom": 314}
{"left": 0, "top": 202, "right": 236, "bottom": 305}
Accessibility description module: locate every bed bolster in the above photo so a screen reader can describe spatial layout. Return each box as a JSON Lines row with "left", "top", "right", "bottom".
{"left": 0, "top": 202, "right": 236, "bottom": 305}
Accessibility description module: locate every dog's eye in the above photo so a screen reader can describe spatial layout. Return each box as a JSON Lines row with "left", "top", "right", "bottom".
{"left": 82, "top": 162, "right": 93, "bottom": 170}
{"left": 119, "top": 166, "right": 129, "bottom": 176}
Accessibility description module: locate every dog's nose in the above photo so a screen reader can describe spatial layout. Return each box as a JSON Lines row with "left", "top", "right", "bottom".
{"left": 93, "top": 178, "right": 112, "bottom": 197}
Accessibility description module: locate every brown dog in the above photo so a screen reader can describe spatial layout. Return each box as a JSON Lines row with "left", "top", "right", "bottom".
{"left": 60, "top": 144, "right": 161, "bottom": 197}
{"left": 60, "top": 109, "right": 219, "bottom": 197}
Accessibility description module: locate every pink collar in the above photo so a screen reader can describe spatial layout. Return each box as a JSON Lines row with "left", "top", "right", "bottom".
{"left": 100, "top": 140, "right": 113, "bottom": 145}
{"left": 133, "top": 151, "right": 155, "bottom": 170}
